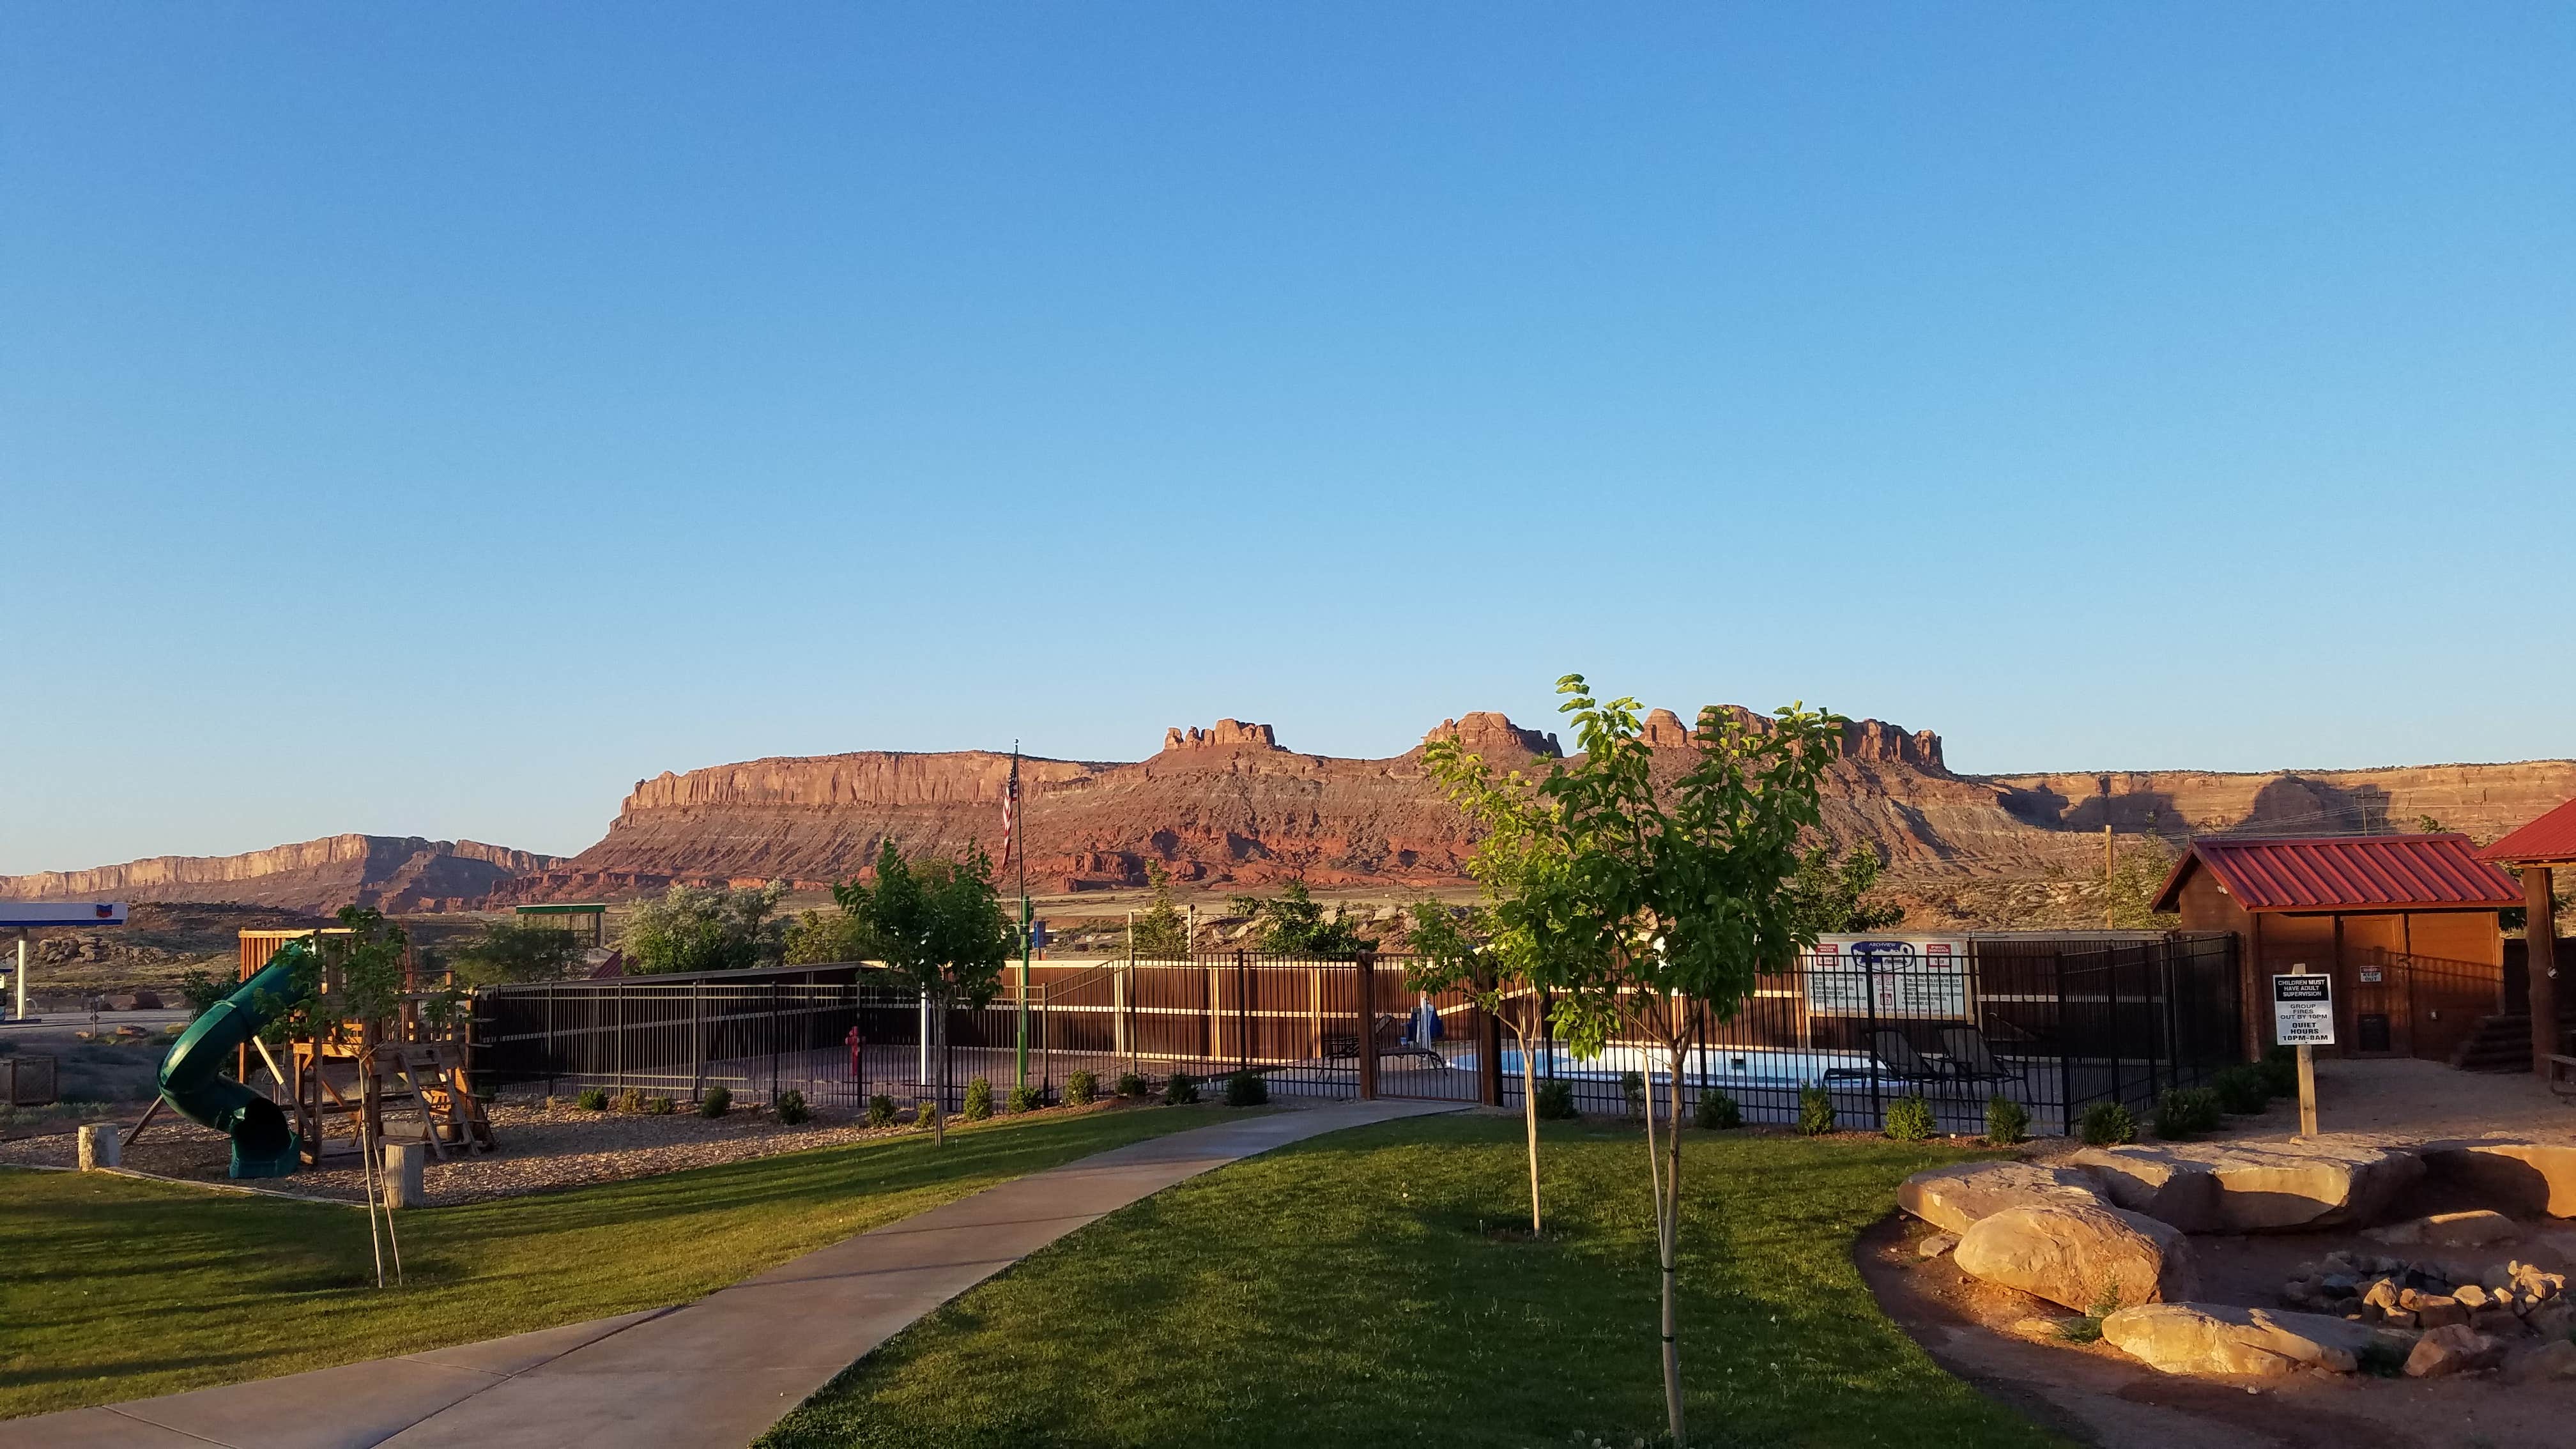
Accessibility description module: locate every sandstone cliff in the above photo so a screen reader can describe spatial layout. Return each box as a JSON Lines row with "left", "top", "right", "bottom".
{"left": 0, "top": 835, "right": 566, "bottom": 914}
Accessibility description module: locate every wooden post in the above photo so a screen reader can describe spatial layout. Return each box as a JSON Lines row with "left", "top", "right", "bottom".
{"left": 1356, "top": 951, "right": 1379, "bottom": 1101}
{"left": 2529, "top": 866, "right": 2560, "bottom": 1082}
{"left": 2294, "top": 963, "right": 2319, "bottom": 1137}
{"left": 383, "top": 1140, "right": 424, "bottom": 1209}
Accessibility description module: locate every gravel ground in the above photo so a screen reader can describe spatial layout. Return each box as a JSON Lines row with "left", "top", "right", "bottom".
{"left": 0, "top": 1096, "right": 1099, "bottom": 1207}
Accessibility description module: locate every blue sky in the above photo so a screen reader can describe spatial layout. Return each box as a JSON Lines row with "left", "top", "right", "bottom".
{"left": 4, "top": 4, "right": 2570, "bottom": 873}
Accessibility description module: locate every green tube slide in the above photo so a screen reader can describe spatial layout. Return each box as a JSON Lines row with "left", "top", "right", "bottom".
{"left": 158, "top": 938, "right": 307, "bottom": 1179}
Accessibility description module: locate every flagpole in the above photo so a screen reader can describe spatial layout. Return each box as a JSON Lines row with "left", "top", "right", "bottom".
{"left": 1013, "top": 744, "right": 1031, "bottom": 1093}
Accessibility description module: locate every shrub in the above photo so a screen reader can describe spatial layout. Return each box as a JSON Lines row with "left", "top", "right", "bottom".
{"left": 1114, "top": 1071, "right": 1148, "bottom": 1099}
{"left": 1797, "top": 1085, "right": 1836, "bottom": 1136}
{"left": 1692, "top": 1090, "right": 1742, "bottom": 1130}
{"left": 611, "top": 1087, "right": 646, "bottom": 1114}
{"left": 1619, "top": 1070, "right": 1646, "bottom": 1118}
{"left": 913, "top": 1100, "right": 937, "bottom": 1130}
{"left": 1064, "top": 1070, "right": 1098, "bottom": 1106}
{"left": 1985, "top": 1094, "right": 2030, "bottom": 1146}
{"left": 2080, "top": 1100, "right": 2138, "bottom": 1146}
{"left": 962, "top": 1077, "right": 994, "bottom": 1121}
{"left": 1883, "top": 1094, "right": 1936, "bottom": 1142}
{"left": 2209, "top": 1065, "right": 2269, "bottom": 1116}
{"left": 2154, "top": 1086, "right": 2222, "bottom": 1139}
{"left": 774, "top": 1087, "right": 809, "bottom": 1125}
{"left": 2257, "top": 1045, "right": 2299, "bottom": 1098}
{"left": 699, "top": 1084, "right": 732, "bottom": 1118}
{"left": 1224, "top": 1071, "right": 1268, "bottom": 1107}
{"left": 1163, "top": 1071, "right": 1200, "bottom": 1105}
{"left": 1006, "top": 1083, "right": 1043, "bottom": 1114}
{"left": 1533, "top": 1079, "right": 1577, "bottom": 1120}
{"left": 2060, "top": 1284, "right": 2122, "bottom": 1344}
{"left": 576, "top": 1087, "right": 609, "bottom": 1112}
{"left": 866, "top": 1094, "right": 896, "bottom": 1127}
{"left": 644, "top": 1094, "right": 676, "bottom": 1116}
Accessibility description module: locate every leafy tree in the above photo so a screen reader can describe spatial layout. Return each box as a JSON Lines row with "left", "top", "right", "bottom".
{"left": 447, "top": 920, "right": 590, "bottom": 987}
{"left": 1411, "top": 733, "right": 1577, "bottom": 1235}
{"left": 2103, "top": 838, "right": 2181, "bottom": 931}
{"left": 1782, "top": 842, "right": 1904, "bottom": 936}
{"left": 832, "top": 843, "right": 1013, "bottom": 1145}
{"left": 1130, "top": 862, "right": 1192, "bottom": 958}
{"left": 1226, "top": 880, "right": 1378, "bottom": 955}
{"left": 783, "top": 907, "right": 877, "bottom": 965}
{"left": 620, "top": 882, "right": 789, "bottom": 975}
{"left": 248, "top": 907, "right": 448, "bottom": 1043}
{"left": 1494, "top": 675, "right": 1844, "bottom": 1447}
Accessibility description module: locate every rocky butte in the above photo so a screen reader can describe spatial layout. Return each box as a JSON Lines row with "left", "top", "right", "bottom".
{"left": 0, "top": 836, "right": 562, "bottom": 915}
{"left": 498, "top": 708, "right": 2576, "bottom": 901}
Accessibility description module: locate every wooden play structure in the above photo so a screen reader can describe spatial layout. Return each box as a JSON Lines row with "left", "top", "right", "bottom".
{"left": 130, "top": 928, "right": 496, "bottom": 1165}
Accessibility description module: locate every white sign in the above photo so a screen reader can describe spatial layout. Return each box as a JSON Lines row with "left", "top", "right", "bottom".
{"left": 1807, "top": 937, "right": 1974, "bottom": 1020}
{"left": 2273, "top": 974, "right": 2335, "bottom": 1046}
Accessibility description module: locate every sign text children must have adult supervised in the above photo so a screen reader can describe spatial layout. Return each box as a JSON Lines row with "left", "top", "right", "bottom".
{"left": 2271, "top": 972, "right": 2335, "bottom": 1046}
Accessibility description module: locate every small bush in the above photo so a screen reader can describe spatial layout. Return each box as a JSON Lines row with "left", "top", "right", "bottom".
{"left": 866, "top": 1093, "right": 896, "bottom": 1127}
{"left": 1223, "top": 1071, "right": 1269, "bottom": 1107}
{"left": 1985, "top": 1094, "right": 2030, "bottom": 1146}
{"left": 1114, "top": 1071, "right": 1148, "bottom": 1099}
{"left": 2060, "top": 1284, "right": 2123, "bottom": 1344}
{"left": 1533, "top": 1079, "right": 1577, "bottom": 1120}
{"left": 2207, "top": 1064, "right": 2269, "bottom": 1115}
{"left": 2080, "top": 1100, "right": 2137, "bottom": 1146}
{"left": 1883, "top": 1094, "right": 1936, "bottom": 1142}
{"left": 644, "top": 1093, "right": 676, "bottom": 1116}
{"left": 2257, "top": 1045, "right": 2299, "bottom": 1097}
{"left": 2356, "top": 1340, "right": 2408, "bottom": 1377}
{"left": 699, "top": 1084, "right": 732, "bottom": 1118}
{"left": 775, "top": 1087, "right": 809, "bottom": 1125}
{"left": 1163, "top": 1071, "right": 1200, "bottom": 1105}
{"left": 576, "top": 1087, "right": 609, "bottom": 1112}
{"left": 1618, "top": 1070, "right": 1646, "bottom": 1118}
{"left": 1006, "top": 1083, "right": 1043, "bottom": 1114}
{"left": 1064, "top": 1070, "right": 1098, "bottom": 1106}
{"left": 2154, "top": 1086, "right": 2223, "bottom": 1139}
{"left": 962, "top": 1077, "right": 994, "bottom": 1121}
{"left": 1692, "top": 1090, "right": 1742, "bottom": 1130}
{"left": 611, "top": 1087, "right": 647, "bottom": 1114}
{"left": 1797, "top": 1085, "right": 1836, "bottom": 1137}
{"left": 913, "top": 1100, "right": 937, "bottom": 1130}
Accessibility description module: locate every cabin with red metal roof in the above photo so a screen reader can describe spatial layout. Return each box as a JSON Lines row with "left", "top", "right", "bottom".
{"left": 2152, "top": 834, "right": 2520, "bottom": 1063}
{"left": 2476, "top": 797, "right": 2574, "bottom": 1087}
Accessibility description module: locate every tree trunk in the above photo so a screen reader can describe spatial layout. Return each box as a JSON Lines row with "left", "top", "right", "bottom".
{"left": 1638, "top": 1023, "right": 1683, "bottom": 1448}
{"left": 1517, "top": 1016, "right": 1542, "bottom": 1235}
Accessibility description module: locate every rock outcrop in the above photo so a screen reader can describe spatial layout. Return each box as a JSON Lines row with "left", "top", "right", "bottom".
{"left": 2423, "top": 1142, "right": 2576, "bottom": 1219}
{"left": 1897, "top": 1162, "right": 2108, "bottom": 1236}
{"left": 1952, "top": 1203, "right": 2199, "bottom": 1312}
{"left": 2101, "top": 1303, "right": 2386, "bottom": 1378}
{"left": 2071, "top": 1138, "right": 2426, "bottom": 1232}
{"left": 0, "top": 836, "right": 564, "bottom": 914}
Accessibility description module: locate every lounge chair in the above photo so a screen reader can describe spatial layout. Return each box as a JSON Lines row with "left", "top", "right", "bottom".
{"left": 1866, "top": 1029, "right": 1947, "bottom": 1084}
{"left": 1936, "top": 1026, "right": 2023, "bottom": 1084}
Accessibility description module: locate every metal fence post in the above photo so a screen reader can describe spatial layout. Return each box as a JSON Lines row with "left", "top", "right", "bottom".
{"left": 2055, "top": 954, "right": 2074, "bottom": 1136}
{"left": 691, "top": 982, "right": 704, "bottom": 1102}
{"left": 1863, "top": 952, "right": 1882, "bottom": 1130}
{"left": 2107, "top": 952, "right": 2125, "bottom": 1112}
{"left": 1236, "top": 951, "right": 1250, "bottom": 1076}
{"left": 1356, "top": 951, "right": 1379, "bottom": 1101}
{"left": 617, "top": 979, "right": 627, "bottom": 1091}
{"left": 1479, "top": 1002, "right": 1503, "bottom": 1107}
{"left": 770, "top": 979, "right": 781, "bottom": 1106}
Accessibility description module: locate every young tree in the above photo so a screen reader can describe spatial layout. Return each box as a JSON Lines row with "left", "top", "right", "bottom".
{"left": 1226, "top": 879, "right": 1378, "bottom": 955}
{"left": 1512, "top": 676, "right": 1845, "bottom": 1448}
{"left": 1130, "top": 862, "right": 1192, "bottom": 958}
{"left": 621, "top": 882, "right": 790, "bottom": 975}
{"left": 1782, "top": 842, "right": 1905, "bottom": 937}
{"left": 447, "top": 920, "right": 590, "bottom": 987}
{"left": 832, "top": 843, "right": 1013, "bottom": 1145}
{"left": 783, "top": 907, "right": 878, "bottom": 966}
{"left": 1411, "top": 732, "right": 1574, "bottom": 1235}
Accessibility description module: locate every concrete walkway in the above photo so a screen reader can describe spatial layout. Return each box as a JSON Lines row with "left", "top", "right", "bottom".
{"left": 8, "top": 1099, "right": 1459, "bottom": 1449}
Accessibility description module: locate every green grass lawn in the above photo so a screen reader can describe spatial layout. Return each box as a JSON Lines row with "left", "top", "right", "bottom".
{"left": 0, "top": 1103, "right": 1220, "bottom": 1418}
{"left": 762, "top": 1116, "right": 2059, "bottom": 1449}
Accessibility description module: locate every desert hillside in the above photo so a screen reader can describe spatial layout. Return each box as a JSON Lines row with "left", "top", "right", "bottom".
{"left": 0, "top": 834, "right": 563, "bottom": 914}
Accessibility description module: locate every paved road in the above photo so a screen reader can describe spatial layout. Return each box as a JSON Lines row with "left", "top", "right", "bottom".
{"left": 8, "top": 1098, "right": 1459, "bottom": 1449}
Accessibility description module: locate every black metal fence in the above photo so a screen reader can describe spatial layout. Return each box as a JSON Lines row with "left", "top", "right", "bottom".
{"left": 469, "top": 935, "right": 2242, "bottom": 1136}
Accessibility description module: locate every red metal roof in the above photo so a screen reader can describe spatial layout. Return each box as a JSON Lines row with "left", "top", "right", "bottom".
{"left": 2478, "top": 797, "right": 2576, "bottom": 867}
{"left": 2152, "top": 834, "right": 2523, "bottom": 914}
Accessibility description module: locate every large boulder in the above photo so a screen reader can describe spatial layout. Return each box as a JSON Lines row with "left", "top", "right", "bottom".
{"left": 2071, "top": 1138, "right": 2425, "bottom": 1232}
{"left": 2421, "top": 1142, "right": 2576, "bottom": 1219}
{"left": 2101, "top": 1302, "right": 2388, "bottom": 1379}
{"left": 1953, "top": 1203, "right": 2199, "bottom": 1312}
{"left": 1897, "top": 1161, "right": 2108, "bottom": 1236}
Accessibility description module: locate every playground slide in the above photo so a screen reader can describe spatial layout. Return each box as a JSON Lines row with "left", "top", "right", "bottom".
{"left": 157, "top": 939, "right": 307, "bottom": 1179}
